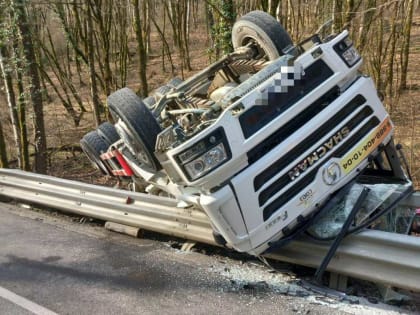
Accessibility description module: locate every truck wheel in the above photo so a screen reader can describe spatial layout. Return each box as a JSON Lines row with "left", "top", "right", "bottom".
{"left": 107, "top": 87, "right": 162, "bottom": 172}
{"left": 97, "top": 122, "right": 120, "bottom": 145}
{"left": 232, "top": 11, "right": 293, "bottom": 60}
{"left": 80, "top": 130, "right": 111, "bottom": 175}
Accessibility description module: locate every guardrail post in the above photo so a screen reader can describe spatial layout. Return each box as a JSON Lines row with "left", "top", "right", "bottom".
{"left": 329, "top": 273, "right": 348, "bottom": 292}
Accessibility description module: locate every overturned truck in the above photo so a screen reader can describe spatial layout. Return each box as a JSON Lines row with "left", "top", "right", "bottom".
{"left": 81, "top": 11, "right": 413, "bottom": 256}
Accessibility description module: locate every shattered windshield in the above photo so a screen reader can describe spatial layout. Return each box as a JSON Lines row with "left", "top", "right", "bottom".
{"left": 308, "top": 181, "right": 414, "bottom": 239}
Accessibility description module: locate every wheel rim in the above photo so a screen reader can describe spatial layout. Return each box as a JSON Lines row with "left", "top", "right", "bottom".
{"left": 117, "top": 121, "right": 155, "bottom": 170}
{"left": 242, "top": 37, "right": 270, "bottom": 60}
{"left": 81, "top": 142, "right": 109, "bottom": 174}
{"left": 232, "top": 12, "right": 293, "bottom": 61}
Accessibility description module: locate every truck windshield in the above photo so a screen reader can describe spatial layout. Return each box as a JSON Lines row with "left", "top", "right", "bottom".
{"left": 307, "top": 180, "right": 414, "bottom": 239}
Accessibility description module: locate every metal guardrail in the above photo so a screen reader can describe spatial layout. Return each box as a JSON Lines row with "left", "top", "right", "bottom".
{"left": 0, "top": 168, "right": 419, "bottom": 292}
{"left": 269, "top": 230, "right": 420, "bottom": 292}
{"left": 0, "top": 169, "right": 215, "bottom": 245}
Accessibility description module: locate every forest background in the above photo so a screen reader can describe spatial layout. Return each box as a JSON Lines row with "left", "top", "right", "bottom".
{"left": 0, "top": 0, "right": 418, "bottom": 188}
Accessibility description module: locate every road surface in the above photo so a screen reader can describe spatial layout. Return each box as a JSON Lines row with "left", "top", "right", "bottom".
{"left": 0, "top": 202, "right": 412, "bottom": 314}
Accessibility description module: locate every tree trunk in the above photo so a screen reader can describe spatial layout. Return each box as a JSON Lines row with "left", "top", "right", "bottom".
{"left": 331, "top": 0, "right": 343, "bottom": 34}
{"left": 10, "top": 20, "right": 30, "bottom": 171}
{"left": 14, "top": 67, "right": 30, "bottom": 171}
{"left": 357, "top": 0, "right": 376, "bottom": 51}
{"left": 0, "top": 118, "right": 9, "bottom": 168}
{"left": 132, "top": 0, "right": 148, "bottom": 96}
{"left": 55, "top": 1, "right": 104, "bottom": 91}
{"left": 181, "top": 0, "right": 192, "bottom": 70}
{"left": 268, "top": 0, "right": 280, "bottom": 18}
{"left": 90, "top": 0, "right": 113, "bottom": 96}
{"left": 0, "top": 80, "right": 9, "bottom": 168}
{"left": 87, "top": 2, "right": 102, "bottom": 126}
{"left": 399, "top": 0, "right": 415, "bottom": 91}
{"left": 0, "top": 46, "right": 22, "bottom": 168}
{"left": 36, "top": 21, "right": 85, "bottom": 125}
{"left": 13, "top": 0, "right": 47, "bottom": 174}
{"left": 343, "top": 0, "right": 355, "bottom": 30}
{"left": 142, "top": 0, "right": 151, "bottom": 56}
{"left": 150, "top": 2, "right": 175, "bottom": 74}
{"left": 385, "top": 1, "right": 400, "bottom": 100}
{"left": 208, "top": 0, "right": 236, "bottom": 59}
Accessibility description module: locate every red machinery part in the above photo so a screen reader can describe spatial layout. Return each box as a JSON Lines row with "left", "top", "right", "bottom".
{"left": 114, "top": 150, "right": 134, "bottom": 176}
{"left": 100, "top": 150, "right": 134, "bottom": 177}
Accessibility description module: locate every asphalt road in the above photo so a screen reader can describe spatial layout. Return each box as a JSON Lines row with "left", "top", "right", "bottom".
{"left": 0, "top": 203, "right": 411, "bottom": 315}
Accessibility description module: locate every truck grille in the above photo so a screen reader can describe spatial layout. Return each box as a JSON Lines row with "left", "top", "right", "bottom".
{"left": 262, "top": 116, "right": 380, "bottom": 221}
{"left": 258, "top": 105, "right": 373, "bottom": 206}
{"left": 254, "top": 94, "right": 366, "bottom": 191}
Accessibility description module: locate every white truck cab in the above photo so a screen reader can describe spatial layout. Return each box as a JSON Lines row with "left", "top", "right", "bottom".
{"left": 81, "top": 11, "right": 411, "bottom": 256}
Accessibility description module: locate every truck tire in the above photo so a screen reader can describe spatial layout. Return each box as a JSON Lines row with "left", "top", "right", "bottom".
{"left": 80, "top": 130, "right": 111, "bottom": 175}
{"left": 232, "top": 11, "right": 293, "bottom": 60}
{"left": 107, "top": 87, "right": 162, "bottom": 172}
{"left": 97, "top": 122, "right": 120, "bottom": 145}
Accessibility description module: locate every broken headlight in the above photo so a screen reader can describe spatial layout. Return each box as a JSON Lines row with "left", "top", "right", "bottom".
{"left": 333, "top": 36, "right": 361, "bottom": 67}
{"left": 176, "top": 128, "right": 231, "bottom": 181}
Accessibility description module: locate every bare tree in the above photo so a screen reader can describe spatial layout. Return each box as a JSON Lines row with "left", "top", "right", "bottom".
{"left": 132, "top": 0, "right": 149, "bottom": 96}
{"left": 268, "top": 0, "right": 280, "bottom": 18}
{"left": 149, "top": 2, "right": 175, "bottom": 74}
{"left": 399, "top": 0, "right": 415, "bottom": 91}
{"left": 166, "top": 0, "right": 192, "bottom": 70}
{"left": 207, "top": 0, "right": 236, "bottom": 59}
{"left": 357, "top": 0, "right": 376, "bottom": 51}
{"left": 89, "top": 0, "right": 114, "bottom": 96}
{"left": 0, "top": 45, "right": 22, "bottom": 167}
{"left": 343, "top": 0, "right": 355, "bottom": 29}
{"left": 384, "top": 0, "right": 401, "bottom": 100}
{"left": 11, "top": 36, "right": 30, "bottom": 170}
{"left": 12, "top": 0, "right": 47, "bottom": 173}
{"left": 87, "top": 1, "right": 102, "bottom": 126}
{"left": 332, "top": 0, "right": 343, "bottom": 33}
{"left": 0, "top": 119, "right": 9, "bottom": 168}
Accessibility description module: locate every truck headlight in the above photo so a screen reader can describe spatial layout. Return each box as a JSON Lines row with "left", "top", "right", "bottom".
{"left": 334, "top": 36, "right": 361, "bottom": 67}
{"left": 175, "top": 128, "right": 231, "bottom": 181}
{"left": 184, "top": 143, "right": 227, "bottom": 179}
